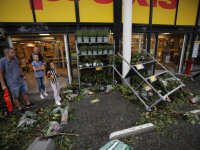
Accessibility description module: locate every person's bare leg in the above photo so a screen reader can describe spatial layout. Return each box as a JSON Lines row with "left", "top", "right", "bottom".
{"left": 13, "top": 98, "right": 22, "bottom": 110}
{"left": 23, "top": 93, "right": 30, "bottom": 105}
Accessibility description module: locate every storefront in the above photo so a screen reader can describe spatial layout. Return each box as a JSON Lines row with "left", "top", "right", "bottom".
{"left": 0, "top": 0, "right": 200, "bottom": 81}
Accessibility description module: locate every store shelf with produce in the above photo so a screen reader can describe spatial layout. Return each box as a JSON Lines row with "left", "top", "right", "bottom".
{"left": 76, "top": 40, "right": 115, "bottom": 90}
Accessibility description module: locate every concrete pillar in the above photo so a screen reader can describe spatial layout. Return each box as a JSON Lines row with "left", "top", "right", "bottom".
{"left": 122, "top": 0, "right": 132, "bottom": 79}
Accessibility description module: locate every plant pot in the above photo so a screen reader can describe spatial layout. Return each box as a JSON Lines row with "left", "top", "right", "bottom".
{"left": 89, "top": 63, "right": 92, "bottom": 66}
{"left": 74, "top": 89, "right": 80, "bottom": 95}
{"left": 109, "top": 50, "right": 113, "bottom": 54}
{"left": 100, "top": 62, "right": 104, "bottom": 66}
{"left": 81, "top": 51, "right": 87, "bottom": 55}
{"left": 90, "top": 37, "right": 96, "bottom": 43}
{"left": 93, "top": 62, "right": 97, "bottom": 66}
{"left": 103, "top": 37, "right": 109, "bottom": 42}
{"left": 97, "top": 37, "right": 103, "bottom": 42}
{"left": 88, "top": 50, "right": 92, "bottom": 55}
{"left": 98, "top": 50, "right": 102, "bottom": 54}
{"left": 99, "top": 86, "right": 105, "bottom": 92}
{"left": 83, "top": 37, "right": 89, "bottom": 43}
{"left": 77, "top": 37, "right": 82, "bottom": 43}
{"left": 86, "top": 63, "right": 90, "bottom": 67}
{"left": 103, "top": 50, "right": 107, "bottom": 54}
{"left": 79, "top": 65, "right": 83, "bottom": 68}
{"left": 87, "top": 83, "right": 92, "bottom": 87}
{"left": 93, "top": 50, "right": 97, "bottom": 54}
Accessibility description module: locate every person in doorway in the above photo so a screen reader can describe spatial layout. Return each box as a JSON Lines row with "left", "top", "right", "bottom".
{"left": 32, "top": 54, "right": 48, "bottom": 99}
{"left": 191, "top": 72, "right": 200, "bottom": 81}
{"left": 30, "top": 47, "right": 46, "bottom": 64}
{"left": 46, "top": 61, "right": 62, "bottom": 105}
{"left": 163, "top": 41, "right": 170, "bottom": 66}
{"left": 0, "top": 47, "right": 36, "bottom": 115}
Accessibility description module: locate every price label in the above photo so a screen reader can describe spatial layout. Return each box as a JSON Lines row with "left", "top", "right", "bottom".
{"left": 96, "top": 67, "right": 102, "bottom": 71}
{"left": 149, "top": 76, "right": 157, "bottom": 83}
{"left": 144, "top": 86, "right": 151, "bottom": 91}
{"left": 136, "top": 64, "right": 144, "bottom": 70}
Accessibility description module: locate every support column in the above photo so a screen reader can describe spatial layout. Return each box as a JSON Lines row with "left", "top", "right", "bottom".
{"left": 64, "top": 33, "right": 72, "bottom": 84}
{"left": 122, "top": 0, "right": 132, "bottom": 79}
{"left": 7, "top": 35, "right": 13, "bottom": 48}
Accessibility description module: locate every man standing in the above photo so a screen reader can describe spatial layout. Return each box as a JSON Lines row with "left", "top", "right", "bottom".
{"left": 0, "top": 47, "right": 36, "bottom": 115}
{"left": 30, "top": 47, "right": 46, "bottom": 64}
{"left": 163, "top": 41, "right": 170, "bottom": 66}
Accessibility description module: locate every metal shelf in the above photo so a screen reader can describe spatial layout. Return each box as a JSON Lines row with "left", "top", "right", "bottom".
{"left": 77, "top": 41, "right": 114, "bottom": 44}
{"left": 79, "top": 65, "right": 112, "bottom": 69}
{"left": 78, "top": 53, "right": 113, "bottom": 56}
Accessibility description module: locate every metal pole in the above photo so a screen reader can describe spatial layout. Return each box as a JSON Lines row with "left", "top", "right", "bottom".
{"left": 122, "top": 0, "right": 132, "bottom": 78}
{"left": 64, "top": 33, "right": 72, "bottom": 84}
{"left": 7, "top": 35, "right": 13, "bottom": 48}
{"left": 139, "top": 33, "right": 142, "bottom": 53}
{"left": 178, "top": 34, "right": 187, "bottom": 73}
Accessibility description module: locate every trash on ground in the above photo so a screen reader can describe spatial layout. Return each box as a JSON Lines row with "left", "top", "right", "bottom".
{"left": 90, "top": 98, "right": 100, "bottom": 104}
{"left": 61, "top": 105, "right": 69, "bottom": 125}
{"left": 189, "top": 96, "right": 200, "bottom": 104}
{"left": 166, "top": 96, "right": 171, "bottom": 103}
{"left": 27, "top": 138, "right": 56, "bottom": 150}
{"left": 105, "top": 85, "right": 113, "bottom": 94}
{"left": 43, "top": 121, "right": 62, "bottom": 137}
{"left": 63, "top": 90, "right": 73, "bottom": 94}
{"left": 82, "top": 89, "right": 90, "bottom": 95}
{"left": 69, "top": 94, "right": 78, "bottom": 100}
{"left": 17, "top": 118, "right": 37, "bottom": 131}
{"left": 99, "top": 140, "right": 133, "bottom": 150}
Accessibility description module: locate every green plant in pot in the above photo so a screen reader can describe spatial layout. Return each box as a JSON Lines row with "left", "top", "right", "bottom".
{"left": 88, "top": 46, "right": 92, "bottom": 55}
{"left": 103, "top": 28, "right": 109, "bottom": 42}
{"left": 96, "top": 59, "right": 101, "bottom": 66}
{"left": 109, "top": 45, "right": 114, "bottom": 54}
{"left": 80, "top": 46, "right": 87, "bottom": 55}
{"left": 103, "top": 45, "right": 108, "bottom": 54}
{"left": 75, "top": 30, "right": 83, "bottom": 43}
{"left": 98, "top": 45, "right": 103, "bottom": 54}
{"left": 97, "top": 29, "right": 103, "bottom": 42}
{"left": 89, "top": 29, "right": 96, "bottom": 42}
{"left": 89, "top": 59, "right": 93, "bottom": 66}
{"left": 92, "top": 46, "right": 98, "bottom": 54}
{"left": 82, "top": 28, "right": 89, "bottom": 43}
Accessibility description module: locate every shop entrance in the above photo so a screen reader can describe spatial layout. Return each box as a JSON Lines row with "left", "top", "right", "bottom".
{"left": 155, "top": 33, "right": 184, "bottom": 73}
{"left": 10, "top": 33, "right": 69, "bottom": 93}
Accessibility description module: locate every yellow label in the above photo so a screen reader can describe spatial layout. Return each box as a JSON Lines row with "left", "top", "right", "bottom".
{"left": 195, "top": 41, "right": 200, "bottom": 43}
{"left": 145, "top": 86, "right": 151, "bottom": 91}
{"left": 136, "top": 64, "right": 144, "bottom": 70}
{"left": 92, "top": 99, "right": 99, "bottom": 103}
{"left": 46, "top": 53, "right": 57, "bottom": 56}
{"left": 150, "top": 76, "right": 157, "bottom": 82}
{"left": 96, "top": 67, "right": 102, "bottom": 71}
{"left": 142, "top": 83, "right": 148, "bottom": 87}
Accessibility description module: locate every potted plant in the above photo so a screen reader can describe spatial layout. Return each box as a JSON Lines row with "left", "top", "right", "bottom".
{"left": 83, "top": 62, "right": 87, "bottom": 67}
{"left": 93, "top": 60, "right": 97, "bottom": 66}
{"left": 96, "top": 59, "right": 101, "bottom": 66}
{"left": 80, "top": 46, "right": 87, "bottom": 55}
{"left": 89, "top": 59, "right": 93, "bottom": 66}
{"left": 88, "top": 46, "right": 92, "bottom": 55}
{"left": 89, "top": 29, "right": 96, "bottom": 42}
{"left": 103, "top": 28, "right": 109, "bottom": 42}
{"left": 98, "top": 45, "right": 103, "bottom": 54}
{"left": 82, "top": 28, "right": 89, "bottom": 43}
{"left": 75, "top": 30, "right": 83, "bottom": 43}
{"left": 97, "top": 29, "right": 103, "bottom": 42}
{"left": 109, "top": 45, "right": 114, "bottom": 54}
{"left": 79, "top": 62, "right": 83, "bottom": 68}
{"left": 92, "top": 46, "right": 98, "bottom": 54}
{"left": 103, "top": 45, "right": 108, "bottom": 54}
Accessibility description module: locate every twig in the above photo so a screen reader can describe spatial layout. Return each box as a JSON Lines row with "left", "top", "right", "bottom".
{"left": 59, "top": 133, "right": 79, "bottom": 136}
{"left": 10, "top": 137, "right": 21, "bottom": 148}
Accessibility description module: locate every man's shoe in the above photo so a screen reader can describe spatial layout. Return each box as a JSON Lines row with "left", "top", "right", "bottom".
{"left": 191, "top": 76, "right": 195, "bottom": 81}
{"left": 55, "top": 100, "right": 61, "bottom": 106}
{"left": 26, "top": 103, "right": 37, "bottom": 108}
{"left": 57, "top": 96, "right": 61, "bottom": 101}
{"left": 18, "top": 109, "right": 26, "bottom": 115}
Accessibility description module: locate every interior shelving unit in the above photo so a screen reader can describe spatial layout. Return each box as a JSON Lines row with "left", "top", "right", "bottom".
{"left": 76, "top": 40, "right": 115, "bottom": 90}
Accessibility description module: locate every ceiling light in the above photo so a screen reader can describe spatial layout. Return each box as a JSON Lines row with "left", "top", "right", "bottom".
{"left": 35, "top": 41, "right": 40, "bottom": 43}
{"left": 39, "top": 34, "right": 50, "bottom": 36}
{"left": 20, "top": 43, "right": 25, "bottom": 44}
{"left": 163, "top": 33, "right": 170, "bottom": 34}
{"left": 12, "top": 42, "right": 16, "bottom": 43}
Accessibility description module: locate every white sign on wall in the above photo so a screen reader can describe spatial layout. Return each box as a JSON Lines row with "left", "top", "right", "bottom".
{"left": 192, "top": 42, "right": 199, "bottom": 58}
